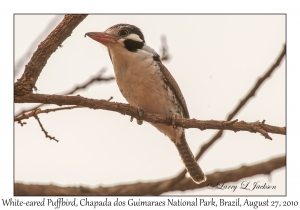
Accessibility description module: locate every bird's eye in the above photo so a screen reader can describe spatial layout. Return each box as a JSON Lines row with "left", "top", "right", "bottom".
{"left": 118, "top": 29, "right": 129, "bottom": 37}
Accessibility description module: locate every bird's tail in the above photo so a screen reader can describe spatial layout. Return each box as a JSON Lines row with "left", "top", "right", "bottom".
{"left": 174, "top": 133, "right": 206, "bottom": 184}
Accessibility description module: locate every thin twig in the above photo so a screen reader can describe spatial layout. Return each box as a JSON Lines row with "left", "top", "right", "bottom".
{"left": 17, "top": 120, "right": 27, "bottom": 126}
{"left": 15, "top": 106, "right": 84, "bottom": 122}
{"left": 62, "top": 68, "right": 114, "bottom": 95}
{"left": 15, "top": 69, "right": 114, "bottom": 118}
{"left": 160, "top": 35, "right": 171, "bottom": 61}
{"left": 15, "top": 104, "right": 44, "bottom": 118}
{"left": 107, "top": 96, "right": 113, "bottom": 102}
{"left": 33, "top": 112, "right": 59, "bottom": 142}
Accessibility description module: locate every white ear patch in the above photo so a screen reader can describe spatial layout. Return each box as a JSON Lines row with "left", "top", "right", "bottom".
{"left": 126, "top": 33, "right": 143, "bottom": 42}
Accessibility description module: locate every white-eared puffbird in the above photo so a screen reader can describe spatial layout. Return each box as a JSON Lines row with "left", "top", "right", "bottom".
{"left": 85, "top": 24, "right": 206, "bottom": 184}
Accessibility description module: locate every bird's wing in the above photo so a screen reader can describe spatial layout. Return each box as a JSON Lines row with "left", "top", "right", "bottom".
{"left": 157, "top": 61, "right": 190, "bottom": 119}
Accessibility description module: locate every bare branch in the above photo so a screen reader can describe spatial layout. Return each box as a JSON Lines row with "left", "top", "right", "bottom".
{"left": 107, "top": 96, "right": 113, "bottom": 102}
{"left": 14, "top": 156, "right": 285, "bottom": 196}
{"left": 14, "top": 69, "right": 114, "bottom": 118}
{"left": 14, "top": 94, "right": 285, "bottom": 138}
{"left": 15, "top": 15, "right": 63, "bottom": 77}
{"left": 14, "top": 14, "right": 88, "bottom": 96}
{"left": 15, "top": 106, "right": 84, "bottom": 122}
{"left": 227, "top": 44, "right": 286, "bottom": 120}
{"left": 15, "top": 104, "right": 44, "bottom": 119}
{"left": 170, "top": 44, "right": 286, "bottom": 184}
{"left": 160, "top": 35, "right": 171, "bottom": 61}
{"left": 260, "top": 122, "right": 286, "bottom": 136}
{"left": 17, "top": 120, "right": 27, "bottom": 126}
{"left": 61, "top": 68, "right": 114, "bottom": 95}
{"left": 33, "top": 112, "right": 59, "bottom": 142}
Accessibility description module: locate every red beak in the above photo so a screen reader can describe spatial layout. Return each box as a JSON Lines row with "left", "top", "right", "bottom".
{"left": 85, "top": 32, "right": 117, "bottom": 45}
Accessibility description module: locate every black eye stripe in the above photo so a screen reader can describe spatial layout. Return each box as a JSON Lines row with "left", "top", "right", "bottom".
{"left": 123, "top": 39, "right": 144, "bottom": 52}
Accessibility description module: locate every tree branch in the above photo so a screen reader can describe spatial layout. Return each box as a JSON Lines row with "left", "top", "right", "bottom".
{"left": 14, "top": 155, "right": 285, "bottom": 195}
{"left": 14, "top": 94, "right": 285, "bottom": 138}
{"left": 15, "top": 105, "right": 84, "bottom": 122}
{"left": 169, "top": 44, "right": 286, "bottom": 184}
{"left": 14, "top": 14, "right": 88, "bottom": 96}
{"left": 60, "top": 68, "right": 114, "bottom": 95}
{"left": 227, "top": 44, "right": 286, "bottom": 120}
{"left": 160, "top": 35, "right": 171, "bottom": 61}
{"left": 15, "top": 15, "right": 63, "bottom": 77}
{"left": 15, "top": 68, "right": 114, "bottom": 118}
{"left": 33, "top": 112, "right": 59, "bottom": 142}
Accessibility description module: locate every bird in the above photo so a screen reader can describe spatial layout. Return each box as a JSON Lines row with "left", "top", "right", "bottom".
{"left": 85, "top": 24, "right": 206, "bottom": 184}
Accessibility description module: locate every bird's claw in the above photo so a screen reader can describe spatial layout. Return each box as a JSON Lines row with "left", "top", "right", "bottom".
{"left": 136, "top": 119, "right": 143, "bottom": 125}
{"left": 136, "top": 107, "right": 144, "bottom": 125}
{"left": 171, "top": 114, "right": 176, "bottom": 128}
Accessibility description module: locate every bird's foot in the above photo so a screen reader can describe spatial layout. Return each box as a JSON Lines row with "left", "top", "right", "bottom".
{"left": 171, "top": 113, "right": 177, "bottom": 128}
{"left": 136, "top": 107, "right": 144, "bottom": 125}
{"left": 136, "top": 119, "right": 143, "bottom": 125}
{"left": 130, "top": 116, "right": 143, "bottom": 125}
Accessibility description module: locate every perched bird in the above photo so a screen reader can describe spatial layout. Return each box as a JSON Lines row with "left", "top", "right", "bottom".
{"left": 85, "top": 24, "right": 206, "bottom": 184}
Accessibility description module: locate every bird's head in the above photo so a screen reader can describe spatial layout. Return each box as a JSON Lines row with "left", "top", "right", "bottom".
{"left": 85, "top": 24, "right": 146, "bottom": 52}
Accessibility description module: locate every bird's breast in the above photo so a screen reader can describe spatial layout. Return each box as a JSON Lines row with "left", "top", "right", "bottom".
{"left": 111, "top": 50, "right": 181, "bottom": 117}
{"left": 110, "top": 48, "right": 184, "bottom": 142}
